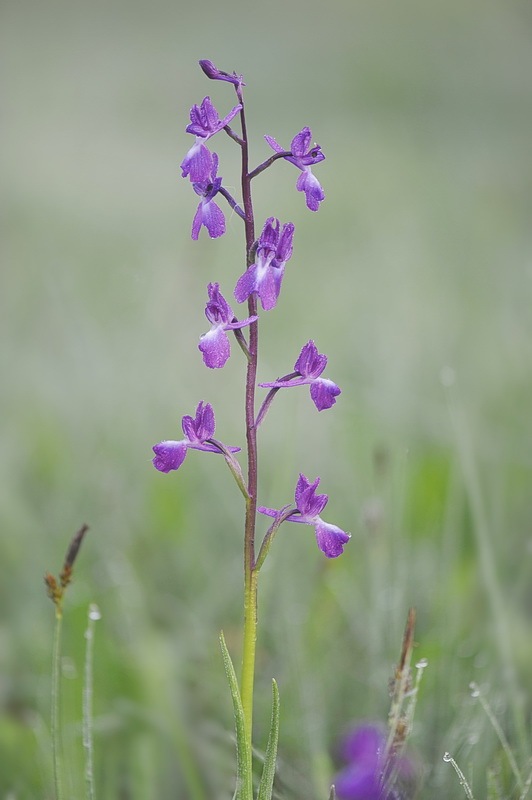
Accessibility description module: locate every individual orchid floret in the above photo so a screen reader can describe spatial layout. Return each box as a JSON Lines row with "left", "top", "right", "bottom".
{"left": 181, "top": 96, "right": 242, "bottom": 183}
{"left": 199, "top": 282, "right": 258, "bottom": 369}
{"left": 234, "top": 217, "right": 294, "bottom": 311}
{"left": 152, "top": 401, "right": 240, "bottom": 473}
{"left": 191, "top": 154, "right": 226, "bottom": 240}
{"left": 199, "top": 59, "right": 245, "bottom": 88}
{"left": 259, "top": 473, "right": 350, "bottom": 558}
{"left": 334, "top": 723, "right": 418, "bottom": 800}
{"left": 265, "top": 127, "right": 325, "bottom": 211}
{"left": 259, "top": 340, "right": 341, "bottom": 411}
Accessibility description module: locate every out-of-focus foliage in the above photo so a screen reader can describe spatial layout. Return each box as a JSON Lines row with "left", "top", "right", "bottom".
{"left": 2, "top": 0, "right": 531, "bottom": 797}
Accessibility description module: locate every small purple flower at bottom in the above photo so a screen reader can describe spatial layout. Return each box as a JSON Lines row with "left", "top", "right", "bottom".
{"left": 152, "top": 401, "right": 240, "bottom": 473}
{"left": 334, "top": 723, "right": 417, "bottom": 800}
{"left": 199, "top": 282, "right": 258, "bottom": 368}
{"left": 191, "top": 154, "right": 225, "bottom": 240}
{"left": 259, "top": 340, "right": 341, "bottom": 411}
{"left": 234, "top": 217, "right": 294, "bottom": 311}
{"left": 259, "top": 473, "right": 350, "bottom": 558}
{"left": 265, "top": 127, "right": 325, "bottom": 211}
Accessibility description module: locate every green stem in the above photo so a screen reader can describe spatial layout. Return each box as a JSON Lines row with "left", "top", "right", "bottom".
{"left": 241, "top": 559, "right": 258, "bottom": 755}
{"left": 83, "top": 604, "right": 100, "bottom": 800}
{"left": 51, "top": 608, "right": 64, "bottom": 800}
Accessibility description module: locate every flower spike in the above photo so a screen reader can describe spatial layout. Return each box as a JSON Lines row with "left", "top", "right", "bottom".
{"left": 259, "top": 474, "right": 350, "bottom": 558}
{"left": 199, "top": 283, "right": 258, "bottom": 369}
{"left": 234, "top": 217, "right": 295, "bottom": 311}
{"left": 152, "top": 401, "right": 240, "bottom": 473}
{"left": 259, "top": 340, "right": 341, "bottom": 411}
{"left": 265, "top": 127, "right": 325, "bottom": 211}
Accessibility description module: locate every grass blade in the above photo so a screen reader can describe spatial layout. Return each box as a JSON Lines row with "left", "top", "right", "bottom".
{"left": 219, "top": 631, "right": 253, "bottom": 800}
{"left": 257, "top": 679, "right": 280, "bottom": 800}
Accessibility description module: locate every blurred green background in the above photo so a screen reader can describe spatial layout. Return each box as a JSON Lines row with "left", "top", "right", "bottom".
{"left": 2, "top": 0, "right": 532, "bottom": 797}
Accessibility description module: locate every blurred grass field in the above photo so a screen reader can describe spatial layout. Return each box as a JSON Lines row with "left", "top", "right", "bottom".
{"left": 2, "top": 0, "right": 532, "bottom": 797}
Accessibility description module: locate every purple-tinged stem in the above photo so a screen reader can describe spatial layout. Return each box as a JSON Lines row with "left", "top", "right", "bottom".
{"left": 248, "top": 150, "right": 292, "bottom": 181}
{"left": 255, "top": 371, "right": 299, "bottom": 428}
{"left": 237, "top": 90, "right": 259, "bottom": 758}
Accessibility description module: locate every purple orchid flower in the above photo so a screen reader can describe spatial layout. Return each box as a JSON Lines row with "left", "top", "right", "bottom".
{"left": 259, "top": 340, "right": 341, "bottom": 411}
{"left": 334, "top": 723, "right": 417, "bottom": 800}
{"left": 234, "top": 217, "right": 294, "bottom": 311}
{"left": 152, "top": 401, "right": 240, "bottom": 473}
{"left": 191, "top": 153, "right": 226, "bottom": 240}
{"left": 264, "top": 127, "right": 325, "bottom": 211}
{"left": 181, "top": 96, "right": 242, "bottom": 183}
{"left": 199, "top": 59, "right": 245, "bottom": 88}
{"left": 199, "top": 282, "right": 258, "bottom": 369}
{"left": 259, "top": 473, "right": 350, "bottom": 558}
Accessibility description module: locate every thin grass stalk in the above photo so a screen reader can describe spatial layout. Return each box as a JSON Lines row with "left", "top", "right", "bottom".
{"left": 51, "top": 609, "right": 64, "bottom": 800}
{"left": 469, "top": 681, "right": 524, "bottom": 793}
{"left": 83, "top": 604, "right": 101, "bottom": 800}
{"left": 443, "top": 752, "right": 476, "bottom": 800}
{"left": 446, "top": 391, "right": 528, "bottom": 756}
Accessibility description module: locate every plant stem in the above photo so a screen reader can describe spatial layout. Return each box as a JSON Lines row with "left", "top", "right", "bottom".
{"left": 51, "top": 608, "right": 64, "bottom": 800}
{"left": 83, "top": 604, "right": 101, "bottom": 800}
{"left": 237, "top": 88, "right": 259, "bottom": 765}
{"left": 241, "top": 561, "right": 258, "bottom": 753}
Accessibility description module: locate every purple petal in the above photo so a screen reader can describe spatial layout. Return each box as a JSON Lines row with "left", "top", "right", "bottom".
{"left": 294, "top": 474, "right": 328, "bottom": 518}
{"left": 193, "top": 401, "right": 215, "bottom": 440}
{"left": 191, "top": 203, "right": 203, "bottom": 240}
{"left": 259, "top": 217, "right": 280, "bottom": 250}
{"left": 341, "top": 725, "right": 386, "bottom": 764}
{"left": 314, "top": 519, "right": 351, "bottom": 558}
{"left": 274, "top": 222, "right": 295, "bottom": 265}
{"left": 218, "top": 104, "right": 243, "bottom": 129}
{"left": 310, "top": 378, "right": 341, "bottom": 411}
{"left": 334, "top": 764, "right": 382, "bottom": 800}
{"left": 258, "top": 506, "right": 280, "bottom": 518}
{"left": 296, "top": 170, "right": 325, "bottom": 211}
{"left": 181, "top": 141, "right": 213, "bottom": 182}
{"left": 234, "top": 264, "right": 259, "bottom": 304}
{"left": 199, "top": 327, "right": 230, "bottom": 369}
{"left": 152, "top": 440, "right": 188, "bottom": 473}
{"left": 256, "top": 265, "right": 282, "bottom": 311}
{"left": 224, "top": 314, "right": 258, "bottom": 331}
{"left": 201, "top": 199, "right": 226, "bottom": 238}
{"left": 205, "top": 282, "right": 232, "bottom": 324}
{"left": 264, "top": 134, "right": 284, "bottom": 153}
{"left": 258, "top": 376, "right": 310, "bottom": 389}
{"left": 294, "top": 340, "right": 327, "bottom": 379}
{"left": 181, "top": 401, "right": 215, "bottom": 442}
{"left": 290, "top": 127, "right": 312, "bottom": 157}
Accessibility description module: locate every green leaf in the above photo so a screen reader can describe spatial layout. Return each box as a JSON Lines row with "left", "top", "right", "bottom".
{"left": 257, "top": 679, "right": 280, "bottom": 800}
{"left": 219, "top": 631, "right": 253, "bottom": 800}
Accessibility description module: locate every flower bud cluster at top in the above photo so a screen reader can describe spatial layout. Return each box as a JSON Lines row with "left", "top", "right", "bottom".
{"left": 151, "top": 59, "right": 350, "bottom": 560}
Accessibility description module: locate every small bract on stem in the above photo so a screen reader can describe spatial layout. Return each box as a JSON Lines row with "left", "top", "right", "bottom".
{"left": 152, "top": 59, "right": 346, "bottom": 798}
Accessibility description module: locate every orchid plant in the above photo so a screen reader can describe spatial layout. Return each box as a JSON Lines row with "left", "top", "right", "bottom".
{"left": 152, "top": 59, "right": 349, "bottom": 800}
